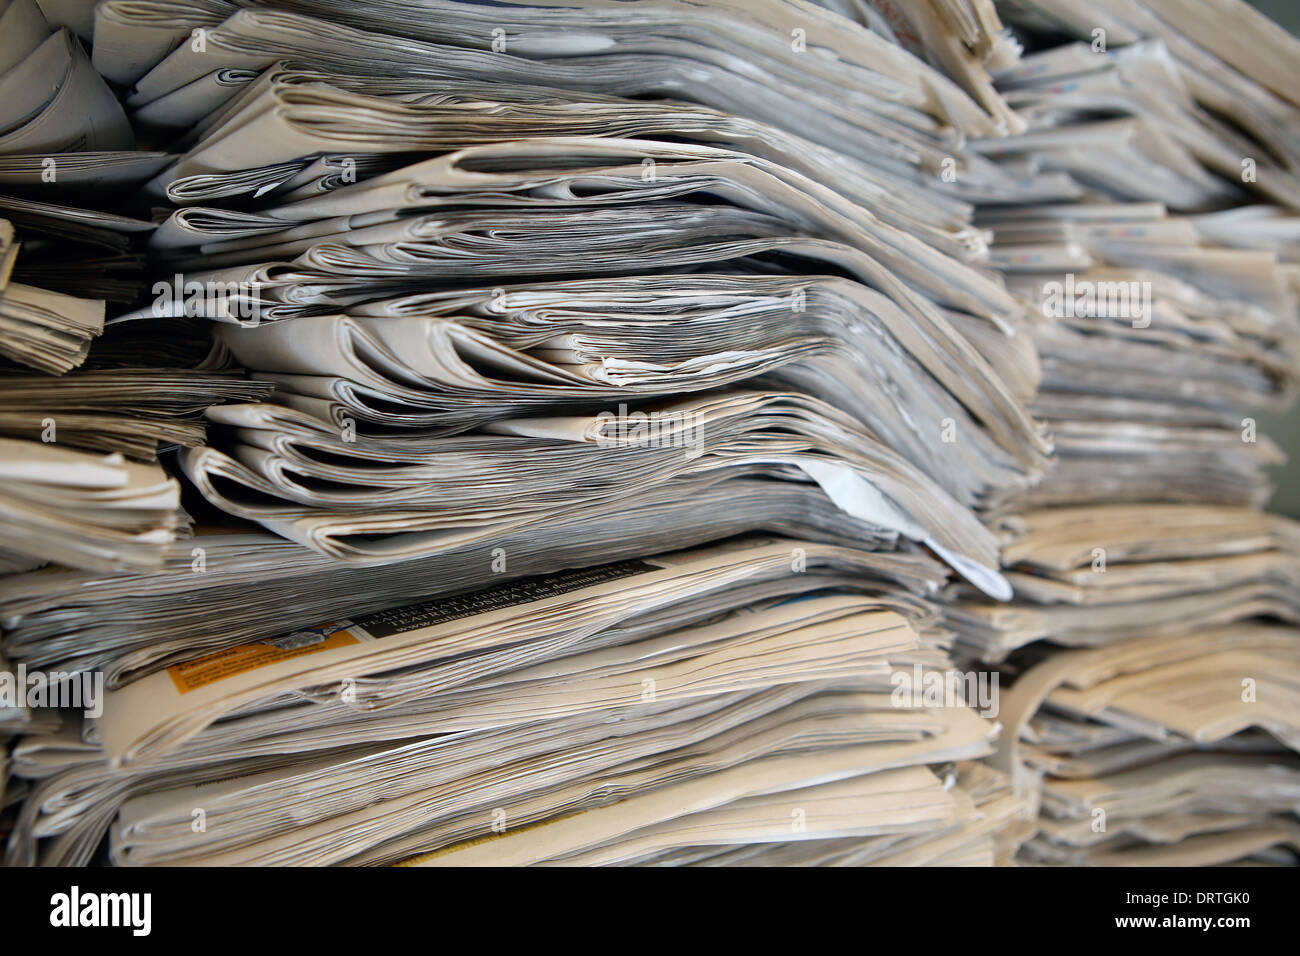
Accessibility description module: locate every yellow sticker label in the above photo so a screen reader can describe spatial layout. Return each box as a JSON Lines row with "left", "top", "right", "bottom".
{"left": 166, "top": 625, "right": 361, "bottom": 694}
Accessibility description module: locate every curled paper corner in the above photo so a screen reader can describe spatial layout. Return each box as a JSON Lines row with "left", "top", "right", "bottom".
{"left": 927, "top": 539, "right": 1013, "bottom": 602}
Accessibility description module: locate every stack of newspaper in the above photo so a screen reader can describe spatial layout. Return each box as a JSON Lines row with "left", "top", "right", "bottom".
{"left": 120, "top": 36, "right": 1053, "bottom": 588}
{"left": 97, "top": 1, "right": 1063, "bottom": 592}
{"left": 4, "top": 537, "right": 1025, "bottom": 866}
{"left": 1, "top": 0, "right": 1299, "bottom": 868}
{"left": 998, "top": 626, "right": 1300, "bottom": 865}
{"left": 0, "top": 216, "right": 107, "bottom": 374}
{"left": 944, "top": 0, "right": 1300, "bottom": 865}
{"left": 0, "top": 0, "right": 1046, "bottom": 867}
{"left": 0, "top": 437, "right": 183, "bottom": 573}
